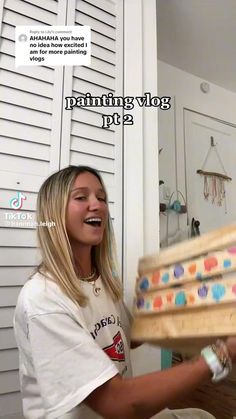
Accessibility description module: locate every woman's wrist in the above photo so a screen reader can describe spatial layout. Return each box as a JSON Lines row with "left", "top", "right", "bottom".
{"left": 201, "top": 339, "right": 233, "bottom": 382}
{"left": 195, "top": 354, "right": 213, "bottom": 380}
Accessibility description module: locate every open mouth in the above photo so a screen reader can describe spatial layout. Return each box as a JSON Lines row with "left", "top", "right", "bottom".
{"left": 84, "top": 217, "right": 102, "bottom": 227}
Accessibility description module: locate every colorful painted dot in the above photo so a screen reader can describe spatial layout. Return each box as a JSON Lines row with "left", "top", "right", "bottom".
{"left": 145, "top": 301, "right": 151, "bottom": 310}
{"left": 212, "top": 283, "right": 226, "bottom": 302}
{"left": 196, "top": 272, "right": 202, "bottom": 280}
{"left": 175, "top": 291, "right": 186, "bottom": 306}
{"left": 161, "top": 272, "right": 170, "bottom": 284}
{"left": 166, "top": 292, "right": 174, "bottom": 303}
{"left": 174, "top": 264, "right": 184, "bottom": 278}
{"left": 204, "top": 257, "right": 218, "bottom": 272}
{"left": 223, "top": 259, "right": 232, "bottom": 268}
{"left": 228, "top": 247, "right": 236, "bottom": 254}
{"left": 139, "top": 277, "right": 149, "bottom": 291}
{"left": 152, "top": 271, "right": 160, "bottom": 284}
{"left": 187, "top": 294, "right": 195, "bottom": 304}
{"left": 136, "top": 297, "right": 145, "bottom": 309}
{"left": 232, "top": 284, "right": 236, "bottom": 295}
{"left": 198, "top": 285, "right": 208, "bottom": 298}
{"left": 188, "top": 264, "right": 196, "bottom": 275}
{"left": 153, "top": 296, "right": 163, "bottom": 309}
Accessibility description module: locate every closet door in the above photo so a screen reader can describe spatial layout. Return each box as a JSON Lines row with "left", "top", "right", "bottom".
{"left": 0, "top": 1, "right": 65, "bottom": 416}
{"left": 0, "top": 1, "right": 124, "bottom": 416}
{"left": 61, "top": 0, "right": 124, "bottom": 262}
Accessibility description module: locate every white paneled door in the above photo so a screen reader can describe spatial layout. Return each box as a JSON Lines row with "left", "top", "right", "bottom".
{"left": 184, "top": 109, "right": 236, "bottom": 235}
{"left": 0, "top": 0, "right": 123, "bottom": 417}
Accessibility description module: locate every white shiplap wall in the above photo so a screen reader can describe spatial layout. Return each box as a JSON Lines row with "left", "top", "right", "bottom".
{"left": 0, "top": 0, "right": 123, "bottom": 417}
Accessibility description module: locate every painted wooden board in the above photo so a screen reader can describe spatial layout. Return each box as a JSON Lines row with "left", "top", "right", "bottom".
{"left": 134, "top": 274, "right": 236, "bottom": 315}
{"left": 138, "top": 223, "right": 236, "bottom": 276}
{"left": 136, "top": 247, "right": 236, "bottom": 293}
{"left": 133, "top": 224, "right": 236, "bottom": 353}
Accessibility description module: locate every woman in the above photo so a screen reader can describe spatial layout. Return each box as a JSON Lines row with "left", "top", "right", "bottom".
{"left": 14, "top": 165, "right": 236, "bottom": 419}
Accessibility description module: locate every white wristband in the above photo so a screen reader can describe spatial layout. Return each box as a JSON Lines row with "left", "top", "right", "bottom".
{"left": 201, "top": 345, "right": 230, "bottom": 382}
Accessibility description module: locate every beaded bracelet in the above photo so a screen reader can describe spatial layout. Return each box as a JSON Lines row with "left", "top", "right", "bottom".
{"left": 211, "top": 339, "right": 232, "bottom": 372}
{"left": 201, "top": 340, "right": 232, "bottom": 382}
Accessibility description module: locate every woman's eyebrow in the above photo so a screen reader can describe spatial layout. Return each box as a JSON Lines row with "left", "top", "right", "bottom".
{"left": 71, "top": 187, "right": 105, "bottom": 194}
{"left": 71, "top": 187, "right": 88, "bottom": 192}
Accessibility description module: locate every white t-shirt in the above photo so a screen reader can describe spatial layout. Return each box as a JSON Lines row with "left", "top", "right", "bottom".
{"left": 14, "top": 272, "right": 132, "bottom": 419}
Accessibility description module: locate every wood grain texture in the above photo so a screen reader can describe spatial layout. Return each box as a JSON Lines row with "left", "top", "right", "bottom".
{"left": 131, "top": 304, "right": 236, "bottom": 356}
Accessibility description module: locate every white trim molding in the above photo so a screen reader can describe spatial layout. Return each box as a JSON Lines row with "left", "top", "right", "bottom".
{"left": 123, "top": 0, "right": 159, "bottom": 309}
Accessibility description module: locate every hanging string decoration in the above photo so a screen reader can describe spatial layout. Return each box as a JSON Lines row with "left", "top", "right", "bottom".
{"left": 196, "top": 136, "right": 232, "bottom": 211}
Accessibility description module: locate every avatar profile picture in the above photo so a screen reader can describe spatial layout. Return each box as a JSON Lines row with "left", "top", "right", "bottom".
{"left": 18, "top": 34, "right": 27, "bottom": 42}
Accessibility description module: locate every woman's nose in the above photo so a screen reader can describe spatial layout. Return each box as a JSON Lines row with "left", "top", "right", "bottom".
{"left": 89, "top": 196, "right": 101, "bottom": 210}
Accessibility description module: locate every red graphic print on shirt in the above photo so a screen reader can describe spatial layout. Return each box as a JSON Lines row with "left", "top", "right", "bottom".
{"left": 103, "top": 331, "right": 125, "bottom": 362}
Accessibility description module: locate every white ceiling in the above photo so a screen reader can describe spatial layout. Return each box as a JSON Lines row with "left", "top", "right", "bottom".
{"left": 156, "top": 0, "right": 236, "bottom": 93}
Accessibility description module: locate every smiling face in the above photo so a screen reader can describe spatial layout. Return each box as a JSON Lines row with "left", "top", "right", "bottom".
{"left": 66, "top": 171, "right": 108, "bottom": 251}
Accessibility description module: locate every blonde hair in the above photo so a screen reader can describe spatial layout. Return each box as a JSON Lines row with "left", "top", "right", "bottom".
{"left": 34, "top": 165, "right": 122, "bottom": 306}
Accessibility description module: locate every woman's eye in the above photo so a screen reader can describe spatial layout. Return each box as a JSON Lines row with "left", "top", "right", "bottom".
{"left": 98, "top": 197, "right": 106, "bottom": 202}
{"left": 75, "top": 196, "right": 86, "bottom": 201}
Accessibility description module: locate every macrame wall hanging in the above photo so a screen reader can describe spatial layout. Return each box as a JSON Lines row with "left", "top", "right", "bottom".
{"left": 196, "top": 136, "right": 232, "bottom": 212}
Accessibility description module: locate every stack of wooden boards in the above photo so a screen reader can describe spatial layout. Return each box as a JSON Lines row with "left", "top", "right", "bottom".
{"left": 132, "top": 224, "right": 236, "bottom": 354}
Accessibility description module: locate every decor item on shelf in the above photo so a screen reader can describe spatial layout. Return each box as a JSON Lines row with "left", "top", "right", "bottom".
{"left": 159, "top": 147, "right": 164, "bottom": 186}
{"left": 197, "top": 136, "right": 232, "bottom": 211}
{"left": 159, "top": 190, "right": 187, "bottom": 215}
{"left": 167, "top": 190, "right": 187, "bottom": 214}
{"left": 191, "top": 218, "right": 200, "bottom": 237}
{"left": 160, "top": 202, "right": 167, "bottom": 213}
{"left": 164, "top": 190, "right": 187, "bottom": 246}
{"left": 169, "top": 198, "right": 186, "bottom": 214}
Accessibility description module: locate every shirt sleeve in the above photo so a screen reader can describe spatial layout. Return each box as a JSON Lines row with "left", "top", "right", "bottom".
{"left": 27, "top": 307, "right": 118, "bottom": 418}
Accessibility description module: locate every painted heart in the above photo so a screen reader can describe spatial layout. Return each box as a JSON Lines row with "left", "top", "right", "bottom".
{"left": 204, "top": 257, "right": 218, "bottom": 272}
{"left": 152, "top": 271, "right": 160, "bottom": 284}
{"left": 187, "top": 294, "right": 195, "bottom": 304}
{"left": 161, "top": 272, "right": 170, "bottom": 284}
{"left": 136, "top": 297, "right": 145, "bottom": 309}
{"left": 212, "top": 284, "right": 225, "bottom": 302}
{"left": 166, "top": 293, "right": 174, "bottom": 303}
{"left": 153, "top": 296, "right": 163, "bottom": 309}
{"left": 145, "top": 301, "right": 151, "bottom": 310}
{"left": 198, "top": 284, "right": 208, "bottom": 298}
{"left": 232, "top": 284, "right": 236, "bottom": 295}
{"left": 175, "top": 291, "right": 186, "bottom": 306}
{"left": 174, "top": 264, "right": 184, "bottom": 278}
{"left": 139, "top": 277, "right": 149, "bottom": 291}
{"left": 223, "top": 259, "right": 232, "bottom": 268}
{"left": 188, "top": 264, "right": 196, "bottom": 275}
